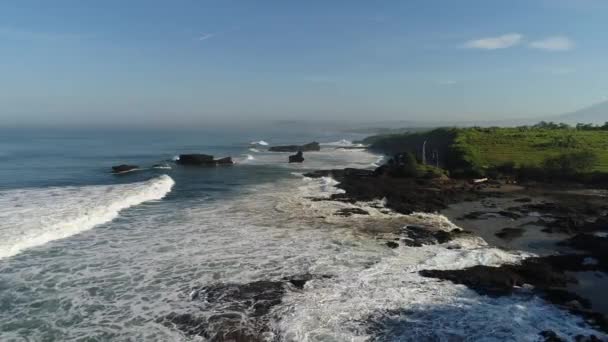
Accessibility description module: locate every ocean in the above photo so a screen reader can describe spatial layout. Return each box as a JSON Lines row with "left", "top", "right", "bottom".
{"left": 0, "top": 127, "right": 603, "bottom": 341}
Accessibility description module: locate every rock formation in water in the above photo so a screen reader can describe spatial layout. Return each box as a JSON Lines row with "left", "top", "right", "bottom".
{"left": 288, "top": 151, "right": 304, "bottom": 163}
{"left": 111, "top": 164, "right": 139, "bottom": 174}
{"left": 176, "top": 154, "right": 234, "bottom": 166}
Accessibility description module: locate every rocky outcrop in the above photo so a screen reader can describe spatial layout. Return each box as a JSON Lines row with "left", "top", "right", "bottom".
{"left": 304, "top": 168, "right": 486, "bottom": 215}
{"left": 176, "top": 154, "right": 234, "bottom": 166}
{"left": 288, "top": 151, "right": 304, "bottom": 163}
{"left": 268, "top": 142, "right": 320, "bottom": 152}
{"left": 111, "top": 164, "right": 139, "bottom": 174}
{"left": 420, "top": 254, "right": 608, "bottom": 333}
{"left": 334, "top": 208, "right": 369, "bottom": 217}
{"left": 158, "top": 274, "right": 330, "bottom": 341}
{"left": 400, "top": 225, "right": 469, "bottom": 247}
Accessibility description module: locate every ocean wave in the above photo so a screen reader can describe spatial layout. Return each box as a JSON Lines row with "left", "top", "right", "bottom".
{"left": 250, "top": 140, "right": 269, "bottom": 146}
{"left": 0, "top": 175, "right": 174, "bottom": 259}
{"left": 322, "top": 139, "right": 365, "bottom": 148}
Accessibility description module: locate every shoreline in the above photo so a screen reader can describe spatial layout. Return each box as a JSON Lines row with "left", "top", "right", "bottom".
{"left": 303, "top": 163, "right": 608, "bottom": 337}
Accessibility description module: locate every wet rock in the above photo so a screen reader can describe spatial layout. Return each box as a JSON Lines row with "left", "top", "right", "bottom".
{"left": 386, "top": 241, "right": 399, "bottom": 249}
{"left": 400, "top": 226, "right": 467, "bottom": 247}
{"left": 288, "top": 151, "right": 304, "bottom": 163}
{"left": 334, "top": 208, "right": 370, "bottom": 217}
{"left": 111, "top": 164, "right": 139, "bottom": 174}
{"left": 419, "top": 255, "right": 594, "bottom": 296}
{"left": 176, "top": 154, "right": 234, "bottom": 166}
{"left": 159, "top": 275, "right": 330, "bottom": 340}
{"left": 497, "top": 210, "right": 522, "bottom": 220}
{"left": 515, "top": 197, "right": 533, "bottom": 203}
{"left": 419, "top": 254, "right": 608, "bottom": 332}
{"left": 282, "top": 274, "right": 331, "bottom": 290}
{"left": 215, "top": 157, "right": 234, "bottom": 165}
{"left": 269, "top": 142, "right": 320, "bottom": 152}
{"left": 540, "top": 330, "right": 566, "bottom": 342}
{"left": 495, "top": 227, "right": 525, "bottom": 240}
{"left": 177, "top": 154, "right": 215, "bottom": 165}
{"left": 559, "top": 234, "right": 608, "bottom": 270}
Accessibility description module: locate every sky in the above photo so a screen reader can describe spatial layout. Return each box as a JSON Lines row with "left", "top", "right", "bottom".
{"left": 0, "top": 0, "right": 607, "bottom": 127}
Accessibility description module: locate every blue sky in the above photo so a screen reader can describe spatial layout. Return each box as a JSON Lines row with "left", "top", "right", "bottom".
{"left": 0, "top": 0, "right": 607, "bottom": 127}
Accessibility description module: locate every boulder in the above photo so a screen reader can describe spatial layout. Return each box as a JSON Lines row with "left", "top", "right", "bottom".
{"left": 269, "top": 142, "right": 320, "bottom": 152}
{"left": 112, "top": 164, "right": 139, "bottom": 174}
{"left": 288, "top": 151, "right": 304, "bottom": 163}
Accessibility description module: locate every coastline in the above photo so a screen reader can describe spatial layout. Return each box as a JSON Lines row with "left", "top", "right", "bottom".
{"left": 2, "top": 140, "right": 607, "bottom": 341}
{"left": 302, "top": 160, "right": 608, "bottom": 337}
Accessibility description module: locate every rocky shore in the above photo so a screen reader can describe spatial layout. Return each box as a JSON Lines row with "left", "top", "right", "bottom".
{"left": 304, "top": 160, "right": 608, "bottom": 338}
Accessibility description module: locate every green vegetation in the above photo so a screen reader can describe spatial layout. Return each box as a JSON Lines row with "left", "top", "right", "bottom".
{"left": 381, "top": 152, "right": 448, "bottom": 179}
{"left": 366, "top": 122, "right": 608, "bottom": 183}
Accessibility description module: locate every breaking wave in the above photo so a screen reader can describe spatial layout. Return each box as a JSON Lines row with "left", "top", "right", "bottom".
{"left": 0, "top": 175, "right": 175, "bottom": 259}
{"left": 251, "top": 140, "right": 269, "bottom": 146}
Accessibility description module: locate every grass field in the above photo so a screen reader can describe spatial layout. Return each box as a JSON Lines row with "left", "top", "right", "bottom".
{"left": 367, "top": 127, "right": 608, "bottom": 173}
{"left": 455, "top": 128, "right": 608, "bottom": 172}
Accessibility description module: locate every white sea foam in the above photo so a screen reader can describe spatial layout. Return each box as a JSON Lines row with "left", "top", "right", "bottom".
{"left": 152, "top": 164, "right": 172, "bottom": 170}
{"left": 322, "top": 139, "right": 365, "bottom": 147}
{"left": 251, "top": 140, "right": 269, "bottom": 146}
{"left": 0, "top": 175, "right": 174, "bottom": 259}
{"left": 249, "top": 148, "right": 261, "bottom": 153}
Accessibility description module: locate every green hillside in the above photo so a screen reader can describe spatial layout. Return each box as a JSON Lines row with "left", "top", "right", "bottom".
{"left": 366, "top": 124, "right": 608, "bottom": 178}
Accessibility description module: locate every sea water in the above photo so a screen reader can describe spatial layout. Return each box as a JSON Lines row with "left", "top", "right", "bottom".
{"left": 0, "top": 127, "right": 604, "bottom": 341}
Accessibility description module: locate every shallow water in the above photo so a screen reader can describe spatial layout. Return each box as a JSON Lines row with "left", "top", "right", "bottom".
{"left": 0, "top": 129, "right": 605, "bottom": 341}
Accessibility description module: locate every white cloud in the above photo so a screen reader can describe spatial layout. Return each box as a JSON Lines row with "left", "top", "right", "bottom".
{"left": 529, "top": 36, "right": 574, "bottom": 51}
{"left": 464, "top": 33, "right": 523, "bottom": 50}
{"left": 198, "top": 33, "right": 216, "bottom": 41}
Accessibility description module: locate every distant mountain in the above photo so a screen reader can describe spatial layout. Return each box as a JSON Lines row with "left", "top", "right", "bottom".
{"left": 557, "top": 101, "right": 608, "bottom": 125}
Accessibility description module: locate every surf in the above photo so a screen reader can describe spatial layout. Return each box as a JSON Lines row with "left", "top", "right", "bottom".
{"left": 0, "top": 175, "right": 175, "bottom": 259}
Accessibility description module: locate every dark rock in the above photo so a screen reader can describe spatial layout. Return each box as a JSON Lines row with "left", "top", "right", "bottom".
{"left": 495, "top": 227, "right": 525, "bottom": 240}
{"left": 418, "top": 254, "right": 608, "bottom": 334}
{"left": 386, "top": 241, "right": 399, "bottom": 249}
{"left": 419, "top": 255, "right": 597, "bottom": 296}
{"left": 111, "top": 164, "right": 139, "bottom": 174}
{"left": 497, "top": 210, "right": 522, "bottom": 220}
{"left": 540, "top": 330, "right": 566, "bottom": 342}
{"left": 159, "top": 275, "right": 330, "bottom": 340}
{"left": 400, "top": 226, "right": 467, "bottom": 247}
{"left": 420, "top": 265, "right": 523, "bottom": 296}
{"left": 334, "top": 208, "right": 369, "bottom": 217}
{"left": 288, "top": 151, "right": 304, "bottom": 163}
{"left": 215, "top": 157, "right": 234, "bottom": 165}
{"left": 269, "top": 142, "right": 320, "bottom": 152}
{"left": 514, "top": 197, "right": 533, "bottom": 203}
{"left": 176, "top": 154, "right": 234, "bottom": 166}
{"left": 176, "top": 154, "right": 215, "bottom": 165}
{"left": 282, "top": 274, "right": 331, "bottom": 289}
{"left": 559, "top": 234, "right": 608, "bottom": 270}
